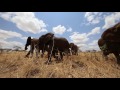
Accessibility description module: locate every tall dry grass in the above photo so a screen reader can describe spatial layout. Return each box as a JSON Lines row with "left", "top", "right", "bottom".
{"left": 0, "top": 51, "right": 120, "bottom": 78}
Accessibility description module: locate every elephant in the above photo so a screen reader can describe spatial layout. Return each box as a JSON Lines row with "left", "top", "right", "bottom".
{"left": 69, "top": 43, "right": 79, "bottom": 55}
{"left": 98, "top": 38, "right": 120, "bottom": 65}
{"left": 25, "top": 36, "right": 39, "bottom": 58}
{"left": 38, "top": 33, "right": 71, "bottom": 64}
{"left": 98, "top": 22, "right": 120, "bottom": 65}
{"left": 25, "top": 36, "right": 48, "bottom": 58}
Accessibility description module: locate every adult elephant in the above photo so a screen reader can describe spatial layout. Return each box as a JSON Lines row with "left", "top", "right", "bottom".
{"left": 69, "top": 43, "right": 79, "bottom": 55}
{"left": 98, "top": 22, "right": 120, "bottom": 65}
{"left": 98, "top": 38, "right": 120, "bottom": 64}
{"left": 38, "top": 33, "right": 71, "bottom": 64}
{"left": 25, "top": 36, "right": 48, "bottom": 58}
{"left": 101, "top": 22, "right": 120, "bottom": 43}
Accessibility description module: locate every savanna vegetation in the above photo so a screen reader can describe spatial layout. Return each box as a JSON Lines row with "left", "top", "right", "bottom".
{"left": 0, "top": 51, "right": 120, "bottom": 78}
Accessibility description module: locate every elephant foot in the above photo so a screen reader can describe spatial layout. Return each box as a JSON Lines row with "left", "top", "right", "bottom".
{"left": 30, "top": 56, "right": 33, "bottom": 58}
{"left": 55, "top": 56, "right": 62, "bottom": 61}
{"left": 55, "top": 56, "right": 59, "bottom": 60}
{"left": 44, "top": 60, "right": 52, "bottom": 65}
{"left": 60, "top": 58, "right": 63, "bottom": 61}
{"left": 56, "top": 60, "right": 61, "bottom": 63}
{"left": 36, "top": 56, "right": 39, "bottom": 58}
{"left": 25, "top": 55, "right": 29, "bottom": 58}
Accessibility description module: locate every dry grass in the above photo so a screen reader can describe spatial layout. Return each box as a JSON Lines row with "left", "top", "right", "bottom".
{"left": 0, "top": 51, "right": 120, "bottom": 78}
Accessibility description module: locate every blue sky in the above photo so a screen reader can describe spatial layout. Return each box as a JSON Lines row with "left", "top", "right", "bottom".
{"left": 0, "top": 12, "right": 120, "bottom": 51}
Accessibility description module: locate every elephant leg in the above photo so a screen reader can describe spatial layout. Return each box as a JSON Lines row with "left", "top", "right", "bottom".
{"left": 67, "top": 49, "right": 72, "bottom": 59}
{"left": 53, "top": 49, "right": 60, "bottom": 61}
{"left": 30, "top": 45, "right": 34, "bottom": 58}
{"left": 76, "top": 52, "right": 78, "bottom": 56}
{"left": 45, "top": 44, "right": 54, "bottom": 64}
{"left": 35, "top": 47, "right": 39, "bottom": 58}
{"left": 30, "top": 51, "right": 33, "bottom": 58}
{"left": 45, "top": 51, "right": 52, "bottom": 64}
{"left": 41, "top": 50, "right": 44, "bottom": 58}
{"left": 36, "top": 46, "right": 40, "bottom": 58}
{"left": 60, "top": 52, "right": 63, "bottom": 60}
{"left": 114, "top": 52, "right": 120, "bottom": 65}
{"left": 25, "top": 50, "right": 30, "bottom": 57}
{"left": 69, "top": 48, "right": 72, "bottom": 56}
{"left": 67, "top": 49, "right": 73, "bottom": 57}
{"left": 52, "top": 50, "right": 56, "bottom": 58}
{"left": 62, "top": 52, "right": 65, "bottom": 56}
{"left": 102, "top": 53, "right": 108, "bottom": 60}
{"left": 76, "top": 51, "right": 78, "bottom": 55}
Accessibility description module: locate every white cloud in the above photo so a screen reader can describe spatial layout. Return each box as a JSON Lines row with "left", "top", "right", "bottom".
{"left": 78, "top": 40, "right": 100, "bottom": 51}
{"left": 77, "top": 43, "right": 98, "bottom": 51}
{"left": 87, "top": 27, "right": 100, "bottom": 36}
{"left": 52, "top": 25, "right": 73, "bottom": 35}
{"left": 0, "top": 12, "right": 47, "bottom": 34}
{"left": 67, "top": 27, "right": 72, "bottom": 32}
{"left": 85, "top": 12, "right": 92, "bottom": 18}
{"left": 39, "top": 28, "right": 48, "bottom": 33}
{"left": 0, "top": 39, "right": 24, "bottom": 49}
{"left": 69, "top": 26, "right": 101, "bottom": 51}
{"left": 88, "top": 40, "right": 98, "bottom": 46}
{"left": 0, "top": 12, "right": 13, "bottom": 21}
{"left": 69, "top": 32, "right": 89, "bottom": 45}
{"left": 21, "top": 37, "right": 28, "bottom": 41}
{"left": 52, "top": 25, "right": 66, "bottom": 35}
{"left": 0, "top": 29, "right": 27, "bottom": 41}
{"left": 0, "top": 29, "right": 22, "bottom": 40}
{"left": 79, "top": 44, "right": 89, "bottom": 51}
{"left": 102, "top": 12, "right": 120, "bottom": 29}
{"left": 88, "top": 40, "right": 100, "bottom": 50}
{"left": 0, "top": 29, "right": 29, "bottom": 49}
{"left": 84, "top": 12, "right": 102, "bottom": 25}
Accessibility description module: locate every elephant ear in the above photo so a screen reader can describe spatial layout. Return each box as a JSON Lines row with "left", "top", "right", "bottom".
{"left": 45, "top": 33, "right": 54, "bottom": 42}
{"left": 38, "top": 35, "right": 45, "bottom": 46}
{"left": 45, "top": 33, "right": 54, "bottom": 38}
{"left": 70, "top": 43, "right": 74, "bottom": 48}
{"left": 25, "top": 36, "right": 31, "bottom": 50}
{"left": 39, "top": 33, "right": 54, "bottom": 45}
{"left": 26, "top": 36, "right": 31, "bottom": 45}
